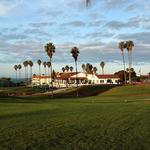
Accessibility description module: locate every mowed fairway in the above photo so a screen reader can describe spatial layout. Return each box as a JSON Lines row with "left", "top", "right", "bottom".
{"left": 0, "top": 85, "right": 150, "bottom": 150}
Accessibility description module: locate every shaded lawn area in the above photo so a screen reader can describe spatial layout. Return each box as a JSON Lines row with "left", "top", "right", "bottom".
{"left": 0, "top": 93, "right": 150, "bottom": 150}
{"left": 53, "top": 85, "right": 115, "bottom": 98}
{"left": 0, "top": 86, "right": 46, "bottom": 96}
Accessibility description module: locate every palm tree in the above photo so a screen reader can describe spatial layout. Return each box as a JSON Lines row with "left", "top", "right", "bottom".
{"left": 71, "top": 46, "right": 79, "bottom": 96}
{"left": 26, "top": 61, "right": 30, "bottom": 84}
{"left": 62, "top": 67, "right": 65, "bottom": 73}
{"left": 37, "top": 59, "right": 42, "bottom": 76}
{"left": 28, "top": 61, "right": 33, "bottom": 84}
{"left": 43, "top": 61, "right": 47, "bottom": 84}
{"left": 125, "top": 41, "right": 134, "bottom": 83}
{"left": 85, "top": 63, "right": 90, "bottom": 74}
{"left": 46, "top": 62, "right": 51, "bottom": 75}
{"left": 14, "top": 65, "right": 18, "bottom": 86}
{"left": 100, "top": 61, "right": 105, "bottom": 75}
{"left": 65, "top": 65, "right": 70, "bottom": 72}
{"left": 82, "top": 64, "right": 86, "bottom": 73}
{"left": 46, "top": 61, "right": 51, "bottom": 85}
{"left": 43, "top": 62, "right": 47, "bottom": 75}
{"left": 23, "top": 61, "right": 28, "bottom": 83}
{"left": 118, "top": 41, "right": 126, "bottom": 84}
{"left": 70, "top": 66, "right": 73, "bottom": 72}
{"left": 88, "top": 64, "right": 93, "bottom": 73}
{"left": 18, "top": 64, "right": 22, "bottom": 82}
{"left": 93, "top": 67, "right": 97, "bottom": 74}
{"left": 37, "top": 59, "right": 42, "bottom": 85}
{"left": 44, "top": 42, "right": 55, "bottom": 97}
{"left": 85, "top": 63, "right": 93, "bottom": 74}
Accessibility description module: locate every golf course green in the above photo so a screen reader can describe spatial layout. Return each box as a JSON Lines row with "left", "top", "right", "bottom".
{"left": 0, "top": 85, "right": 150, "bottom": 150}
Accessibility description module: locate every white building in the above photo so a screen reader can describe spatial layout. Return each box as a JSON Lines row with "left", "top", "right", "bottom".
{"left": 32, "top": 76, "right": 51, "bottom": 86}
{"left": 32, "top": 72, "right": 120, "bottom": 87}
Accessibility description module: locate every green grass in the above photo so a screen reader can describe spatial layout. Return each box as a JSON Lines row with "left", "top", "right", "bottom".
{"left": 0, "top": 85, "right": 150, "bottom": 150}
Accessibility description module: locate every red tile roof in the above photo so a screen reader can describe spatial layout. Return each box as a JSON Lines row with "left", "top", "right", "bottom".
{"left": 96, "top": 74, "right": 120, "bottom": 79}
{"left": 70, "top": 77, "right": 87, "bottom": 80}
{"left": 33, "top": 76, "right": 51, "bottom": 79}
{"left": 140, "top": 75, "right": 150, "bottom": 78}
{"left": 57, "top": 72, "right": 78, "bottom": 80}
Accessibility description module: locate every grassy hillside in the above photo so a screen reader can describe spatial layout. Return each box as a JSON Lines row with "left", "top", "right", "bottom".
{"left": 102, "top": 84, "right": 150, "bottom": 97}
{"left": 0, "top": 85, "right": 150, "bottom": 149}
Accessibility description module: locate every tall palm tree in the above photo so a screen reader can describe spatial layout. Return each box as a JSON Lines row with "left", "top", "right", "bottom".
{"left": 70, "top": 66, "right": 73, "bottom": 72}
{"left": 23, "top": 61, "right": 28, "bottom": 83}
{"left": 100, "top": 61, "right": 105, "bottom": 75}
{"left": 23, "top": 61, "right": 26, "bottom": 79}
{"left": 43, "top": 61, "right": 47, "bottom": 84}
{"left": 93, "top": 67, "right": 97, "bottom": 74}
{"left": 43, "top": 62, "right": 47, "bottom": 75}
{"left": 85, "top": 63, "right": 90, "bottom": 74}
{"left": 37, "top": 59, "right": 42, "bottom": 76}
{"left": 46, "top": 62, "right": 51, "bottom": 75}
{"left": 88, "top": 64, "right": 93, "bottom": 73}
{"left": 125, "top": 41, "right": 134, "bottom": 83}
{"left": 82, "top": 64, "right": 86, "bottom": 73}
{"left": 46, "top": 61, "right": 51, "bottom": 85}
{"left": 65, "top": 65, "right": 70, "bottom": 72}
{"left": 28, "top": 61, "right": 33, "bottom": 84}
{"left": 37, "top": 59, "right": 42, "bottom": 86}
{"left": 118, "top": 41, "right": 126, "bottom": 84}
{"left": 44, "top": 42, "right": 55, "bottom": 97}
{"left": 62, "top": 67, "right": 65, "bottom": 73}
{"left": 18, "top": 64, "right": 22, "bottom": 82}
{"left": 71, "top": 46, "right": 79, "bottom": 96}
{"left": 85, "top": 63, "right": 93, "bottom": 74}
{"left": 26, "top": 61, "right": 30, "bottom": 84}
{"left": 14, "top": 65, "right": 18, "bottom": 86}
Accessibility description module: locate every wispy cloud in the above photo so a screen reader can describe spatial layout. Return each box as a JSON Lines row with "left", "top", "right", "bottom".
{"left": 0, "top": 0, "right": 23, "bottom": 16}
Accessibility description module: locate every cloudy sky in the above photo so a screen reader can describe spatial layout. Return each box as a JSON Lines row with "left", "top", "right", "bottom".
{"left": 0, "top": 0, "right": 150, "bottom": 77}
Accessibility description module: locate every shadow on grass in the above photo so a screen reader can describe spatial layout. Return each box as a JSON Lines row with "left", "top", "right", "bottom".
{"left": 0, "top": 109, "right": 52, "bottom": 121}
{"left": 53, "top": 85, "right": 116, "bottom": 98}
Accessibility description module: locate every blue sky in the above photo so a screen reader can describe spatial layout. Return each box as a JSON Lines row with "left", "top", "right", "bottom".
{"left": 0, "top": 0, "right": 150, "bottom": 77}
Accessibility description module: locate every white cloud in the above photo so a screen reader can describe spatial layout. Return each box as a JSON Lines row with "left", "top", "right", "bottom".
{"left": 0, "top": 0, "right": 22, "bottom": 16}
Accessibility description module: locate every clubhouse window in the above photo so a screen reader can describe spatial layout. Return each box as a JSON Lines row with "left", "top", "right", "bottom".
{"left": 100, "top": 80, "right": 104, "bottom": 83}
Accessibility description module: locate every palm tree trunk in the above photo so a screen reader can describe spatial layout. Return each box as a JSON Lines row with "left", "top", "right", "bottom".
{"left": 25, "top": 67, "right": 27, "bottom": 85}
{"left": 15, "top": 70, "right": 17, "bottom": 87}
{"left": 39, "top": 66, "right": 41, "bottom": 86}
{"left": 129, "top": 50, "right": 132, "bottom": 83}
{"left": 19, "top": 69, "right": 21, "bottom": 84}
{"left": 45, "top": 68, "right": 47, "bottom": 84}
{"left": 102, "top": 68, "right": 104, "bottom": 75}
{"left": 30, "top": 67, "right": 32, "bottom": 85}
{"left": 122, "top": 51, "right": 126, "bottom": 84}
{"left": 128, "top": 51, "right": 131, "bottom": 84}
{"left": 27, "top": 66, "right": 29, "bottom": 85}
{"left": 50, "top": 57, "right": 53, "bottom": 97}
{"left": 48, "top": 68, "right": 50, "bottom": 86}
{"left": 75, "top": 60, "right": 78, "bottom": 97}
